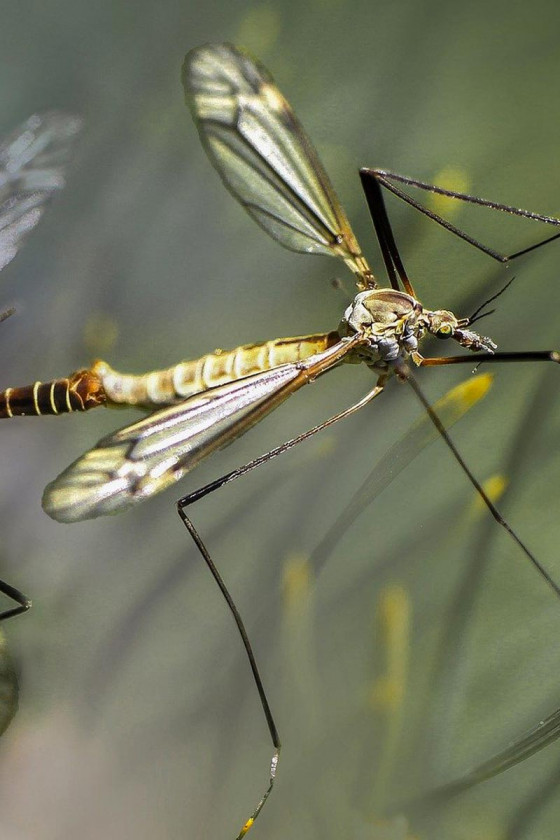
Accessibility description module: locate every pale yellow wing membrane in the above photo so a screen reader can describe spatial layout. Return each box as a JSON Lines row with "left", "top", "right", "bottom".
{"left": 43, "top": 338, "right": 357, "bottom": 523}
{"left": 94, "top": 332, "right": 340, "bottom": 409}
{"left": 183, "top": 44, "right": 374, "bottom": 288}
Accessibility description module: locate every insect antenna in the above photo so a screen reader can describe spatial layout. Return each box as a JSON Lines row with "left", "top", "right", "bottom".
{"left": 467, "top": 276, "right": 515, "bottom": 326}
{"left": 402, "top": 367, "right": 560, "bottom": 601}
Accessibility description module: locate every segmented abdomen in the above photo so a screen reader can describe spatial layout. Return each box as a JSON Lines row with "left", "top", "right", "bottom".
{"left": 0, "top": 370, "right": 106, "bottom": 418}
{"left": 94, "top": 332, "right": 340, "bottom": 409}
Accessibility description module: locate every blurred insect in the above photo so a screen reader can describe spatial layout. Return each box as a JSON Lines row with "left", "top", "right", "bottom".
{"left": 0, "top": 110, "right": 82, "bottom": 624}
{"left": 2, "top": 44, "right": 560, "bottom": 836}
{"left": 0, "top": 111, "right": 83, "bottom": 273}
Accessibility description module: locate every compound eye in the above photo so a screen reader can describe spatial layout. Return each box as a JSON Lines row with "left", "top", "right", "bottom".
{"left": 436, "top": 324, "right": 453, "bottom": 339}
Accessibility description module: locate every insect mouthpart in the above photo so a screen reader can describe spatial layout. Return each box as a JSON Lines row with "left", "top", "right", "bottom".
{"left": 454, "top": 328, "right": 498, "bottom": 354}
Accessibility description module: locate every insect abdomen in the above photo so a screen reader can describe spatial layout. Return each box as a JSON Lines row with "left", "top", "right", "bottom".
{"left": 94, "top": 332, "right": 340, "bottom": 409}
{"left": 0, "top": 370, "right": 107, "bottom": 418}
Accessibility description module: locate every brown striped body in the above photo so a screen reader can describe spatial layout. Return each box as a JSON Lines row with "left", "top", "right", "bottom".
{"left": 0, "top": 370, "right": 106, "bottom": 418}
{"left": 94, "top": 332, "right": 341, "bottom": 409}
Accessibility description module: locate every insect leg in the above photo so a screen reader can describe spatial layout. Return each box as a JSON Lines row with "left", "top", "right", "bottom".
{"left": 390, "top": 367, "right": 560, "bottom": 815}
{"left": 0, "top": 577, "right": 31, "bottom": 622}
{"left": 358, "top": 169, "right": 416, "bottom": 297}
{"left": 177, "top": 379, "right": 386, "bottom": 838}
{"left": 309, "top": 374, "right": 493, "bottom": 575}
{"left": 362, "top": 168, "right": 560, "bottom": 263}
{"left": 401, "top": 367, "right": 560, "bottom": 601}
{"left": 419, "top": 350, "right": 560, "bottom": 366}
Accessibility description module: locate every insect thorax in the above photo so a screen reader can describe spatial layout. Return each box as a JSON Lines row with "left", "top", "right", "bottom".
{"left": 339, "top": 289, "right": 497, "bottom": 365}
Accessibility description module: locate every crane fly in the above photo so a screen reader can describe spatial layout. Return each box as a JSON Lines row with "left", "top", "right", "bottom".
{"left": 0, "top": 110, "right": 82, "bottom": 623}
{"left": 2, "top": 43, "right": 560, "bottom": 836}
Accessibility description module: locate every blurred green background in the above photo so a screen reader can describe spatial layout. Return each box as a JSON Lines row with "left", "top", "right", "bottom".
{"left": 1, "top": 1, "right": 560, "bottom": 838}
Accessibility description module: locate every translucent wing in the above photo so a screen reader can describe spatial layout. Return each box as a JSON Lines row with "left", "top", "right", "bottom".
{"left": 43, "top": 340, "right": 353, "bottom": 522}
{"left": 0, "top": 112, "right": 82, "bottom": 271}
{"left": 183, "top": 43, "right": 374, "bottom": 288}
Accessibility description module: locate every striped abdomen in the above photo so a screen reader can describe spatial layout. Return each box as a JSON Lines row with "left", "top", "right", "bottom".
{"left": 94, "top": 332, "right": 340, "bottom": 409}
{"left": 0, "top": 369, "right": 107, "bottom": 418}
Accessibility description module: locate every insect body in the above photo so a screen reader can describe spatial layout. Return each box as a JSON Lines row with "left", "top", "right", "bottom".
{"left": 0, "top": 369, "right": 106, "bottom": 419}
{"left": 339, "top": 288, "right": 496, "bottom": 362}
{"left": 8, "top": 283, "right": 497, "bottom": 523}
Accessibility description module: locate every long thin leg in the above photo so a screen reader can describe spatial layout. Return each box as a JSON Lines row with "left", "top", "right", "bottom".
{"left": 400, "top": 366, "right": 560, "bottom": 601}
{"left": 370, "top": 169, "right": 560, "bottom": 224}
{"left": 178, "top": 379, "right": 386, "bottom": 508}
{"left": 0, "top": 307, "right": 28, "bottom": 623}
{"left": 388, "top": 362, "right": 560, "bottom": 816}
{"left": 0, "top": 578, "right": 31, "bottom": 621}
{"left": 358, "top": 170, "right": 416, "bottom": 296}
{"left": 176, "top": 379, "right": 386, "bottom": 839}
{"left": 362, "top": 168, "right": 560, "bottom": 263}
{"left": 467, "top": 275, "right": 515, "bottom": 325}
{"left": 176, "top": 509, "right": 279, "bottom": 839}
{"left": 420, "top": 350, "right": 560, "bottom": 367}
